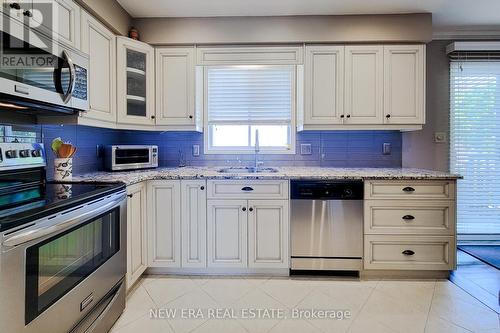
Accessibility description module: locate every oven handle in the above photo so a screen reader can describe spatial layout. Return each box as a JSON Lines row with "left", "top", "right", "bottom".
{"left": 3, "top": 195, "right": 123, "bottom": 248}
{"left": 62, "top": 50, "right": 76, "bottom": 104}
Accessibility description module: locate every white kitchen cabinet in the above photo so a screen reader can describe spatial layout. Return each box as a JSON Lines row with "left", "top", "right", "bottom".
{"left": 304, "top": 45, "right": 344, "bottom": 125}
{"left": 126, "top": 182, "right": 147, "bottom": 289}
{"left": 80, "top": 10, "right": 116, "bottom": 124}
{"left": 117, "top": 36, "right": 155, "bottom": 126}
{"left": 147, "top": 180, "right": 181, "bottom": 267}
{"left": 181, "top": 180, "right": 207, "bottom": 268}
{"left": 155, "top": 47, "right": 197, "bottom": 128}
{"left": 383, "top": 45, "right": 425, "bottom": 124}
{"left": 207, "top": 200, "right": 248, "bottom": 268}
{"left": 33, "top": 0, "right": 80, "bottom": 49}
{"left": 2, "top": 0, "right": 33, "bottom": 23}
{"left": 248, "top": 200, "right": 289, "bottom": 268}
{"left": 344, "top": 45, "right": 384, "bottom": 124}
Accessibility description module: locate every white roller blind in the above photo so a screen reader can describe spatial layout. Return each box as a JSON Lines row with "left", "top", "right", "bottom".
{"left": 450, "top": 60, "right": 500, "bottom": 236}
{"left": 207, "top": 65, "right": 293, "bottom": 124}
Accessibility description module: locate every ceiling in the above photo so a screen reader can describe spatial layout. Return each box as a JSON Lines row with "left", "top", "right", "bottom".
{"left": 117, "top": 0, "right": 500, "bottom": 29}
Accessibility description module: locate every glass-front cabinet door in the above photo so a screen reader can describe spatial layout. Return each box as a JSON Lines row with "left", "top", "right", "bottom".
{"left": 116, "top": 37, "right": 155, "bottom": 126}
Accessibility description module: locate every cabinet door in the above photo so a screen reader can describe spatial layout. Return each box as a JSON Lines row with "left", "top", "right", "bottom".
{"left": 304, "top": 45, "right": 344, "bottom": 125}
{"left": 126, "top": 182, "right": 147, "bottom": 289}
{"left": 181, "top": 180, "right": 207, "bottom": 268}
{"left": 2, "top": 0, "right": 32, "bottom": 23}
{"left": 207, "top": 200, "right": 247, "bottom": 267}
{"left": 117, "top": 37, "right": 155, "bottom": 126}
{"left": 383, "top": 45, "right": 425, "bottom": 124}
{"left": 344, "top": 45, "right": 383, "bottom": 124}
{"left": 80, "top": 10, "right": 116, "bottom": 123}
{"left": 155, "top": 47, "right": 196, "bottom": 126}
{"left": 147, "top": 180, "right": 181, "bottom": 267}
{"left": 30, "top": 0, "right": 80, "bottom": 49}
{"left": 248, "top": 200, "right": 289, "bottom": 268}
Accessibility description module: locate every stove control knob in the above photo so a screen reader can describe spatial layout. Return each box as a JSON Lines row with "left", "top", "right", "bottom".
{"left": 31, "top": 149, "right": 42, "bottom": 157}
{"left": 19, "top": 149, "right": 30, "bottom": 158}
{"left": 344, "top": 189, "right": 353, "bottom": 197}
{"left": 5, "top": 150, "right": 17, "bottom": 158}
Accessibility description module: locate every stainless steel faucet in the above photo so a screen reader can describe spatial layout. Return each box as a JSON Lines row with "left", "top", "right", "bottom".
{"left": 253, "top": 129, "right": 263, "bottom": 171}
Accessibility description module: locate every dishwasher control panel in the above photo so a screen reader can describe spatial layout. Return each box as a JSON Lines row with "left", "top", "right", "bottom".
{"left": 290, "top": 180, "right": 363, "bottom": 200}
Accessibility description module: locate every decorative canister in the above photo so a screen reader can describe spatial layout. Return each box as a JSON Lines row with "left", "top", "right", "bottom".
{"left": 54, "top": 158, "right": 73, "bottom": 181}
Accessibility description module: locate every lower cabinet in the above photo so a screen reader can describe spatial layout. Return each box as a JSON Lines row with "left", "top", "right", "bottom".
{"left": 248, "top": 200, "right": 289, "bottom": 268}
{"left": 181, "top": 180, "right": 207, "bottom": 267}
{"left": 126, "top": 183, "right": 147, "bottom": 289}
{"left": 207, "top": 199, "right": 289, "bottom": 269}
{"left": 207, "top": 200, "right": 248, "bottom": 268}
{"left": 147, "top": 180, "right": 181, "bottom": 267}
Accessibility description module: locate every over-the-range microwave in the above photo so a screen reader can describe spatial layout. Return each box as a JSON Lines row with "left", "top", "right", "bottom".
{"left": 0, "top": 16, "right": 88, "bottom": 113}
{"left": 105, "top": 145, "right": 159, "bottom": 171}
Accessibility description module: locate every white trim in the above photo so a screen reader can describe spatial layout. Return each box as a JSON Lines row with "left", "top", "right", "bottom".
{"left": 433, "top": 28, "right": 500, "bottom": 40}
{"left": 446, "top": 41, "right": 500, "bottom": 54}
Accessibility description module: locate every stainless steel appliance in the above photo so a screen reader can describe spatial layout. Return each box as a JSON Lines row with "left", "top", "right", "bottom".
{"left": 290, "top": 180, "right": 364, "bottom": 271}
{"left": 104, "top": 145, "right": 158, "bottom": 171}
{"left": 0, "top": 17, "right": 89, "bottom": 113}
{"left": 0, "top": 142, "right": 127, "bottom": 333}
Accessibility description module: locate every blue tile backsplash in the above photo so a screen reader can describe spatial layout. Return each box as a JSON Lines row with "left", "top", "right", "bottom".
{"left": 1, "top": 124, "right": 402, "bottom": 178}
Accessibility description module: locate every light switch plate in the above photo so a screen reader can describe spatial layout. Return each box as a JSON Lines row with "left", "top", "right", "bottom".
{"left": 192, "top": 145, "right": 200, "bottom": 156}
{"left": 300, "top": 143, "right": 312, "bottom": 155}
{"left": 434, "top": 132, "right": 447, "bottom": 143}
{"left": 383, "top": 143, "right": 391, "bottom": 155}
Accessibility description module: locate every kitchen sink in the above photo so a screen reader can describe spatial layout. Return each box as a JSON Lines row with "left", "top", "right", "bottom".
{"left": 217, "top": 167, "right": 279, "bottom": 173}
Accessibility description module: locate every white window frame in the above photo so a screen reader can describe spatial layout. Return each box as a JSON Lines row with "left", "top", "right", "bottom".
{"left": 202, "top": 65, "right": 297, "bottom": 155}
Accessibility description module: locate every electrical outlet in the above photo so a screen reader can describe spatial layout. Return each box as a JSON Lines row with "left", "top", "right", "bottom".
{"left": 300, "top": 143, "right": 312, "bottom": 155}
{"left": 434, "top": 132, "right": 447, "bottom": 143}
{"left": 383, "top": 143, "right": 391, "bottom": 155}
{"left": 192, "top": 144, "right": 200, "bottom": 157}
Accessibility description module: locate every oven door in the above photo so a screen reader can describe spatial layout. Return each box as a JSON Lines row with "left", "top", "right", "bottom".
{"left": 0, "top": 191, "right": 126, "bottom": 333}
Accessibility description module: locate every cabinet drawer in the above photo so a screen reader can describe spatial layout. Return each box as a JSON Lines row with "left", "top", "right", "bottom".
{"left": 365, "top": 180, "right": 455, "bottom": 200}
{"left": 364, "top": 235, "right": 455, "bottom": 270}
{"left": 364, "top": 200, "right": 455, "bottom": 235}
{"left": 207, "top": 180, "right": 289, "bottom": 199}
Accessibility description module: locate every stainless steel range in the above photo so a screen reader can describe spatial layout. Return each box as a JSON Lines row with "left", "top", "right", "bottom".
{"left": 0, "top": 142, "right": 127, "bottom": 333}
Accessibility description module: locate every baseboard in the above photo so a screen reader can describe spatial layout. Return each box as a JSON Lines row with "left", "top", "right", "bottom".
{"left": 360, "top": 270, "right": 450, "bottom": 280}
{"left": 145, "top": 267, "right": 290, "bottom": 276}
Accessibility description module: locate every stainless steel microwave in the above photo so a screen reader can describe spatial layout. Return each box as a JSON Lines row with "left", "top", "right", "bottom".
{"left": 105, "top": 145, "right": 159, "bottom": 171}
{"left": 0, "top": 17, "right": 89, "bottom": 112}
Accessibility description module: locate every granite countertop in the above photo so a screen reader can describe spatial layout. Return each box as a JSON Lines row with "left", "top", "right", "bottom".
{"left": 72, "top": 167, "right": 461, "bottom": 186}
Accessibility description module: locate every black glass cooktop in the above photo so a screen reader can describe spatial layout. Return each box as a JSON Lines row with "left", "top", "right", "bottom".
{"left": 0, "top": 181, "right": 125, "bottom": 232}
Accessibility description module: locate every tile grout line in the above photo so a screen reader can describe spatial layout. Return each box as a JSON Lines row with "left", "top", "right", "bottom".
{"left": 344, "top": 279, "right": 381, "bottom": 333}
{"left": 422, "top": 279, "right": 437, "bottom": 332}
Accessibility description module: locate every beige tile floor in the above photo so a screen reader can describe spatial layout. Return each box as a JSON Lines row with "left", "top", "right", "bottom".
{"left": 110, "top": 275, "right": 500, "bottom": 333}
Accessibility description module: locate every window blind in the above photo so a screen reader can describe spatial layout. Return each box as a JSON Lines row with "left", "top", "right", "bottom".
{"left": 207, "top": 65, "right": 293, "bottom": 124}
{"left": 450, "top": 60, "right": 500, "bottom": 236}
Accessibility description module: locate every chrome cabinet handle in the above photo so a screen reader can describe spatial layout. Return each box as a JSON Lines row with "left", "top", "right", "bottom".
{"left": 402, "top": 186, "right": 415, "bottom": 192}
{"left": 402, "top": 215, "right": 415, "bottom": 221}
{"left": 402, "top": 250, "right": 415, "bottom": 256}
{"left": 241, "top": 186, "right": 254, "bottom": 191}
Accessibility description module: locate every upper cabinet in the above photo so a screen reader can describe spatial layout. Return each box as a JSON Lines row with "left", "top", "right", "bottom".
{"left": 155, "top": 47, "right": 198, "bottom": 129}
{"left": 80, "top": 10, "right": 116, "bottom": 124}
{"left": 383, "top": 45, "right": 425, "bottom": 125}
{"left": 344, "top": 45, "right": 384, "bottom": 125}
{"left": 301, "top": 43, "right": 426, "bottom": 130}
{"left": 116, "top": 37, "right": 155, "bottom": 126}
{"left": 304, "top": 45, "right": 344, "bottom": 125}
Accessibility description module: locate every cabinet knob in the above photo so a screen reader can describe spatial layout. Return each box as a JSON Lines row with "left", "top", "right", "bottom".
{"left": 340, "top": 115, "right": 345, "bottom": 118}
{"left": 200, "top": 186, "right": 205, "bottom": 190}
{"left": 23, "top": 10, "right": 32, "bottom": 17}
{"left": 189, "top": 115, "right": 193, "bottom": 119}
{"left": 10, "top": 3, "right": 21, "bottom": 10}
{"left": 249, "top": 207, "right": 254, "bottom": 212}
{"left": 127, "top": 194, "right": 133, "bottom": 198}
{"left": 386, "top": 114, "right": 391, "bottom": 118}
{"left": 151, "top": 115, "right": 156, "bottom": 119}
{"left": 402, "top": 186, "right": 415, "bottom": 192}
{"left": 241, "top": 186, "right": 254, "bottom": 192}
{"left": 346, "top": 114, "right": 351, "bottom": 118}
{"left": 402, "top": 215, "right": 415, "bottom": 221}
{"left": 402, "top": 250, "right": 415, "bottom": 256}
{"left": 242, "top": 207, "right": 247, "bottom": 211}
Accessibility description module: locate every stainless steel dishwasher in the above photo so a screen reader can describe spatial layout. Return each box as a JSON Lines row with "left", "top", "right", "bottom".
{"left": 290, "top": 180, "right": 364, "bottom": 271}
